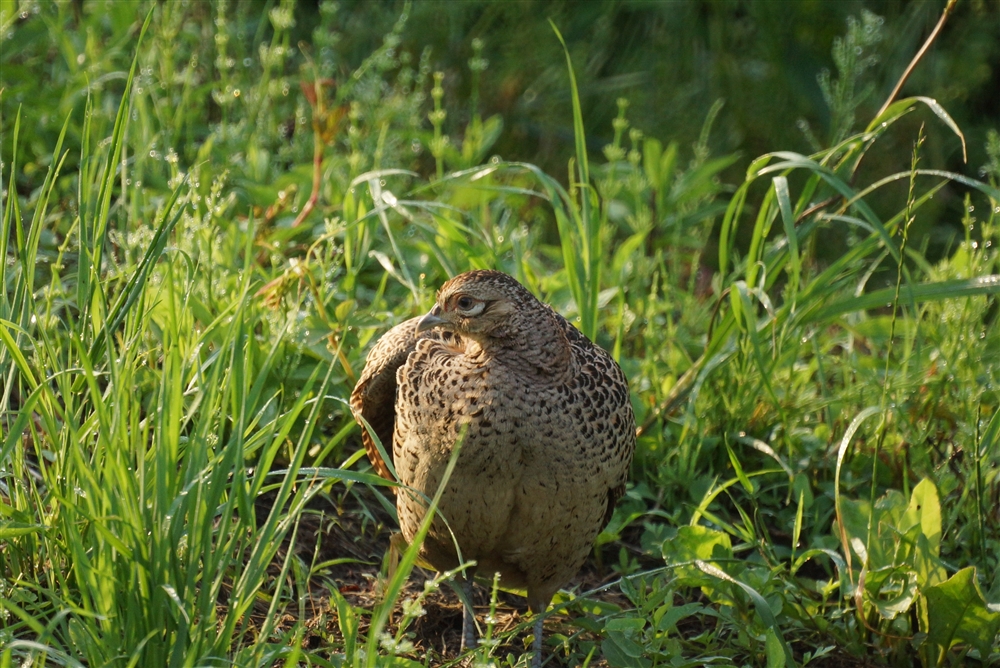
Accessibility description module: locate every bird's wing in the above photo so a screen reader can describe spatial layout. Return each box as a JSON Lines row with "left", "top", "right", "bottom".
{"left": 603, "top": 483, "right": 627, "bottom": 530}
{"left": 350, "top": 318, "right": 424, "bottom": 481}
{"left": 552, "top": 308, "right": 637, "bottom": 531}
{"left": 350, "top": 318, "right": 465, "bottom": 481}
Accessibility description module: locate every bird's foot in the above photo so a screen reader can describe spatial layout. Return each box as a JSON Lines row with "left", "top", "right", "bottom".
{"left": 531, "top": 614, "right": 543, "bottom": 668}
{"left": 460, "top": 575, "right": 478, "bottom": 652}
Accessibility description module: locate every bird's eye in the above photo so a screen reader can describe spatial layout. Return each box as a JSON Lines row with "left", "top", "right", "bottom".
{"left": 456, "top": 296, "right": 475, "bottom": 310}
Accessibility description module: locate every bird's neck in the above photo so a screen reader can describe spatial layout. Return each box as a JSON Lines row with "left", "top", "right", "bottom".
{"left": 472, "top": 312, "right": 572, "bottom": 378}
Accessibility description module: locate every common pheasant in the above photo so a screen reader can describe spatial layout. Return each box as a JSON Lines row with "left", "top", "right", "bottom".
{"left": 350, "top": 270, "right": 635, "bottom": 665}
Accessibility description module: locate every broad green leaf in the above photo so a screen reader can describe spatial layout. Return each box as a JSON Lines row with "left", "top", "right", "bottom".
{"left": 911, "top": 532, "right": 947, "bottom": 589}
{"left": 766, "top": 627, "right": 787, "bottom": 668}
{"left": 602, "top": 617, "right": 651, "bottom": 667}
{"left": 902, "top": 478, "right": 942, "bottom": 545}
{"left": 335, "top": 299, "right": 356, "bottom": 323}
{"left": 838, "top": 488, "right": 928, "bottom": 573}
{"left": 924, "top": 567, "right": 1000, "bottom": 660}
{"left": 865, "top": 566, "right": 918, "bottom": 620}
{"left": 601, "top": 639, "right": 651, "bottom": 668}
{"left": 664, "top": 525, "right": 736, "bottom": 594}
{"left": 888, "top": 479, "right": 947, "bottom": 587}
{"left": 655, "top": 602, "right": 704, "bottom": 633}
{"left": 662, "top": 525, "right": 733, "bottom": 584}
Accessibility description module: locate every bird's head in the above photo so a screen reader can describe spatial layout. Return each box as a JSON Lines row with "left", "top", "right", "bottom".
{"left": 416, "top": 270, "right": 531, "bottom": 342}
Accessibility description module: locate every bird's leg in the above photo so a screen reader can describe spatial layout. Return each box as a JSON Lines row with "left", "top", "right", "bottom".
{"left": 531, "top": 614, "right": 544, "bottom": 668}
{"left": 460, "top": 573, "right": 477, "bottom": 651}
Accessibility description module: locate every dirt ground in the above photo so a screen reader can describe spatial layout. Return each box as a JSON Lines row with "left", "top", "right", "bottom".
{"left": 253, "top": 484, "right": 886, "bottom": 667}
{"left": 253, "top": 482, "right": 643, "bottom": 665}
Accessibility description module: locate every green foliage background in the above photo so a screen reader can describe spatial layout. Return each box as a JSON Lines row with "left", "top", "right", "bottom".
{"left": 2, "top": 1, "right": 1000, "bottom": 666}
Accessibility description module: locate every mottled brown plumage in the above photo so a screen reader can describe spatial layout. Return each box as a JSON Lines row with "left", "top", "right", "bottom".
{"left": 350, "top": 270, "right": 635, "bottom": 659}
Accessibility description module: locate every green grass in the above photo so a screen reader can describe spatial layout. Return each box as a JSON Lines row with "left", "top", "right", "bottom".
{"left": 3, "top": 2, "right": 1000, "bottom": 667}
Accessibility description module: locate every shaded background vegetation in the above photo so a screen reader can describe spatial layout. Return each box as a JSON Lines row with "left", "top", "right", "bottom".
{"left": 333, "top": 0, "right": 1000, "bottom": 265}
{"left": 3, "top": 0, "right": 1000, "bottom": 666}
{"left": 7, "top": 1, "right": 1000, "bottom": 258}
{"left": 333, "top": 1, "right": 998, "bottom": 168}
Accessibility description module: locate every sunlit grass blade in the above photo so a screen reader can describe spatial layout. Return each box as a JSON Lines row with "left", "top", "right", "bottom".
{"left": 364, "top": 432, "right": 465, "bottom": 667}
{"left": 548, "top": 21, "right": 601, "bottom": 338}
{"left": 833, "top": 406, "right": 881, "bottom": 582}
{"left": 76, "top": 8, "right": 154, "bottom": 334}
{"left": 772, "top": 176, "right": 800, "bottom": 299}
{"left": 805, "top": 275, "right": 1000, "bottom": 324}
{"left": 0, "top": 108, "right": 19, "bottom": 322}
{"left": 866, "top": 96, "right": 966, "bottom": 162}
{"left": 88, "top": 177, "right": 186, "bottom": 361}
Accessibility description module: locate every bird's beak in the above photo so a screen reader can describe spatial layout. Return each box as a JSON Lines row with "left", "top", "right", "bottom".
{"left": 416, "top": 304, "right": 447, "bottom": 332}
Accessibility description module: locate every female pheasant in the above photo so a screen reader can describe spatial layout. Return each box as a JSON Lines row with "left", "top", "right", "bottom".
{"left": 350, "top": 270, "right": 635, "bottom": 665}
